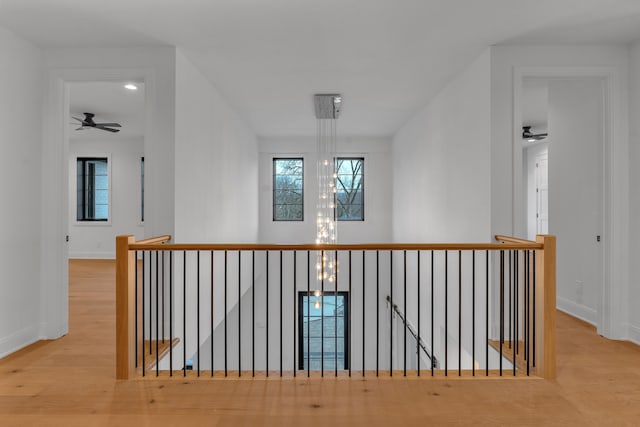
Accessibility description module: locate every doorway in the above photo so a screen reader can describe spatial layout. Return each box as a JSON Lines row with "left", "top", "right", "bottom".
{"left": 517, "top": 73, "right": 607, "bottom": 331}
{"left": 67, "top": 81, "right": 146, "bottom": 259}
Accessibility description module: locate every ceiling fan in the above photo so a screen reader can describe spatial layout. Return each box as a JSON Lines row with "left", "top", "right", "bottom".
{"left": 522, "top": 125, "right": 547, "bottom": 142}
{"left": 72, "top": 113, "right": 121, "bottom": 133}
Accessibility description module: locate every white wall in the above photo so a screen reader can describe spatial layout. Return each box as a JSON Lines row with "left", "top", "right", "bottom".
{"left": 258, "top": 136, "right": 392, "bottom": 244}
{"left": 174, "top": 50, "right": 258, "bottom": 243}
{"left": 490, "top": 45, "right": 630, "bottom": 339}
{"left": 172, "top": 50, "right": 259, "bottom": 366}
{"left": 628, "top": 41, "right": 640, "bottom": 345}
{"left": 392, "top": 49, "right": 492, "bottom": 243}
{"left": 0, "top": 26, "right": 44, "bottom": 357}
{"left": 68, "top": 137, "right": 145, "bottom": 258}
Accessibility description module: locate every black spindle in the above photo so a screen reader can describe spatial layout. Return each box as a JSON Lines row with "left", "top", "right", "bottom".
{"left": 238, "top": 251, "right": 241, "bottom": 377}
{"left": 224, "top": 251, "right": 227, "bottom": 377}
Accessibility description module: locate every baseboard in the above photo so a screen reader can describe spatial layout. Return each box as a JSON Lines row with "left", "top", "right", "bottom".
{"left": 0, "top": 325, "right": 41, "bottom": 359}
{"left": 557, "top": 297, "right": 598, "bottom": 327}
{"left": 68, "top": 251, "right": 115, "bottom": 259}
{"left": 628, "top": 324, "right": 640, "bottom": 346}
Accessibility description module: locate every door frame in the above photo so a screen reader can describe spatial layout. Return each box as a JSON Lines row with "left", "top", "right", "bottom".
{"left": 43, "top": 67, "right": 153, "bottom": 338}
{"left": 512, "top": 66, "right": 622, "bottom": 339}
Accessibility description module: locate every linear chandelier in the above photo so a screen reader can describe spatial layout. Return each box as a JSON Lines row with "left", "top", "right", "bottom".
{"left": 314, "top": 94, "right": 341, "bottom": 284}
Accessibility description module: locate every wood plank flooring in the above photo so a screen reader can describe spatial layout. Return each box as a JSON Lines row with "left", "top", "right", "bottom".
{"left": 1, "top": 259, "right": 639, "bottom": 426}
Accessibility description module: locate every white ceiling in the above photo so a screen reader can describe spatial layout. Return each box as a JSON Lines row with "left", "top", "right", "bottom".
{"left": 69, "top": 82, "right": 145, "bottom": 140}
{"left": 3, "top": 0, "right": 640, "bottom": 138}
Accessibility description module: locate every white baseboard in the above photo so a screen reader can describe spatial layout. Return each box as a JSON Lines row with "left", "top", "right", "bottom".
{"left": 0, "top": 325, "right": 41, "bottom": 359}
{"left": 628, "top": 324, "right": 640, "bottom": 346}
{"left": 557, "top": 297, "right": 598, "bottom": 326}
{"left": 68, "top": 251, "right": 115, "bottom": 259}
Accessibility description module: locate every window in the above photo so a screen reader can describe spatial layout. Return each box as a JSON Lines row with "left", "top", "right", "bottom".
{"left": 141, "top": 157, "right": 145, "bottom": 223}
{"left": 76, "top": 157, "right": 109, "bottom": 221}
{"left": 298, "top": 291, "right": 349, "bottom": 370}
{"left": 335, "top": 157, "right": 364, "bottom": 221}
{"left": 273, "top": 158, "right": 304, "bottom": 221}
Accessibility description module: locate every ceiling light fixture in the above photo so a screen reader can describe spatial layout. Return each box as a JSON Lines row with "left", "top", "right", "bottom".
{"left": 124, "top": 84, "right": 138, "bottom": 91}
{"left": 314, "top": 94, "right": 341, "bottom": 285}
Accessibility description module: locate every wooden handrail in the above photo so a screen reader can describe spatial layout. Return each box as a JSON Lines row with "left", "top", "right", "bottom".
{"left": 495, "top": 235, "right": 536, "bottom": 244}
{"left": 130, "top": 242, "right": 543, "bottom": 251}
{"left": 135, "top": 235, "right": 171, "bottom": 245}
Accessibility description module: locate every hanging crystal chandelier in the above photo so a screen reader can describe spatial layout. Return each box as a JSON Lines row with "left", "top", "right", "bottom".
{"left": 314, "top": 94, "right": 342, "bottom": 284}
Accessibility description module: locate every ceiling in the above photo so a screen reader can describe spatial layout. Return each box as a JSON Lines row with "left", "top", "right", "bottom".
{"left": 4, "top": 0, "right": 640, "bottom": 138}
{"left": 69, "top": 82, "right": 145, "bottom": 141}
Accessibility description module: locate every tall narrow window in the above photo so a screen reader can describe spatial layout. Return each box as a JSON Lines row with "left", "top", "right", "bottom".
{"left": 273, "top": 158, "right": 304, "bottom": 221}
{"left": 141, "top": 157, "right": 145, "bottom": 223}
{"left": 336, "top": 157, "right": 364, "bottom": 221}
{"left": 77, "top": 157, "right": 109, "bottom": 221}
{"left": 298, "top": 291, "right": 349, "bottom": 370}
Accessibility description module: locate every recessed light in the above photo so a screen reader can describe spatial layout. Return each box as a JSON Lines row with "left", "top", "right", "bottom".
{"left": 124, "top": 84, "right": 138, "bottom": 91}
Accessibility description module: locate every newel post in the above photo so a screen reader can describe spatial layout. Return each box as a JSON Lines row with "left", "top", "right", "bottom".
{"left": 116, "top": 235, "right": 136, "bottom": 379}
{"left": 535, "top": 234, "right": 556, "bottom": 379}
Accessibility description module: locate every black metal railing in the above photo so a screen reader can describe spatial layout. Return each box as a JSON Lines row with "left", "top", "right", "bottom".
{"left": 116, "top": 237, "right": 556, "bottom": 380}
{"left": 386, "top": 295, "right": 438, "bottom": 370}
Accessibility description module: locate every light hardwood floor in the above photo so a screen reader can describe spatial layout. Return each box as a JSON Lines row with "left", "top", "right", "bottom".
{"left": 1, "top": 259, "right": 639, "bottom": 426}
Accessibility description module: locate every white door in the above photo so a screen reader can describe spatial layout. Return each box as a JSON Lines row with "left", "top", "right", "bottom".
{"left": 535, "top": 153, "right": 548, "bottom": 234}
{"left": 548, "top": 78, "right": 603, "bottom": 319}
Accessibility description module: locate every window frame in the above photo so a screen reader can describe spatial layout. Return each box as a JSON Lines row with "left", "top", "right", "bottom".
{"left": 335, "top": 157, "right": 364, "bottom": 221}
{"left": 272, "top": 157, "right": 304, "bottom": 222}
{"left": 75, "top": 155, "right": 111, "bottom": 224}
{"left": 297, "top": 291, "right": 350, "bottom": 371}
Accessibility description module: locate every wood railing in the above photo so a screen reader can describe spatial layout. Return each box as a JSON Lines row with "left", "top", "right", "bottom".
{"left": 116, "top": 235, "right": 556, "bottom": 380}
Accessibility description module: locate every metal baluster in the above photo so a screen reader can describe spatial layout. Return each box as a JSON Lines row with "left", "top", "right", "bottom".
{"left": 280, "top": 251, "right": 283, "bottom": 377}
{"left": 142, "top": 251, "right": 145, "bottom": 377}
{"left": 210, "top": 251, "right": 215, "bottom": 377}
{"left": 376, "top": 251, "right": 379, "bottom": 377}
{"left": 472, "top": 250, "right": 475, "bottom": 377}
{"left": 417, "top": 251, "right": 421, "bottom": 377}
{"left": 445, "top": 251, "right": 448, "bottom": 377}
{"left": 169, "top": 251, "right": 173, "bottom": 376}
{"left": 252, "top": 251, "right": 255, "bottom": 377}
{"left": 500, "top": 250, "right": 504, "bottom": 376}
{"left": 196, "top": 252, "right": 200, "bottom": 377}
{"left": 335, "top": 250, "right": 338, "bottom": 378}
{"left": 307, "top": 251, "right": 310, "bottom": 377}
{"left": 321, "top": 250, "right": 325, "bottom": 377}
{"left": 183, "top": 251, "right": 186, "bottom": 377}
{"left": 135, "top": 250, "right": 138, "bottom": 368}
{"left": 266, "top": 251, "right": 269, "bottom": 377}
{"left": 224, "top": 251, "right": 227, "bottom": 377}
{"left": 403, "top": 251, "right": 407, "bottom": 377}
{"left": 431, "top": 251, "right": 434, "bottom": 377}
{"left": 239, "top": 251, "right": 242, "bottom": 377}
{"left": 360, "top": 251, "right": 364, "bottom": 377}
{"left": 293, "top": 251, "right": 297, "bottom": 378}
{"left": 485, "top": 250, "right": 489, "bottom": 376}
{"left": 458, "top": 250, "right": 461, "bottom": 376}
{"left": 390, "top": 251, "right": 393, "bottom": 377}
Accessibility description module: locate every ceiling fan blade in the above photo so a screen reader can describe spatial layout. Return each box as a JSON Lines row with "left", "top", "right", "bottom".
{"left": 96, "top": 126, "right": 120, "bottom": 133}
{"left": 95, "top": 122, "right": 121, "bottom": 127}
{"left": 72, "top": 116, "right": 85, "bottom": 123}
